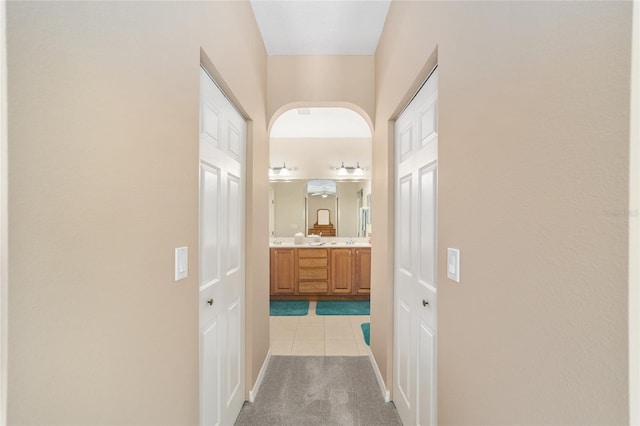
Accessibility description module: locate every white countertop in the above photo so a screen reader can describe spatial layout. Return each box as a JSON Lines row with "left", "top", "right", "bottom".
{"left": 269, "top": 238, "right": 371, "bottom": 248}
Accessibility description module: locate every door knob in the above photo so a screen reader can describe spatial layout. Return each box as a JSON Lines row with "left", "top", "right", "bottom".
{"left": 422, "top": 299, "right": 429, "bottom": 307}
{"left": 207, "top": 299, "right": 214, "bottom": 306}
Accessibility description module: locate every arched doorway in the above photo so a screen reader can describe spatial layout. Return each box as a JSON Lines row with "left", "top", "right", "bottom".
{"left": 268, "top": 106, "right": 373, "bottom": 357}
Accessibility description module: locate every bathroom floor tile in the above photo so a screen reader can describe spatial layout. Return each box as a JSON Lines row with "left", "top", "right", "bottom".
{"left": 297, "top": 316, "right": 325, "bottom": 327}
{"left": 324, "top": 315, "right": 352, "bottom": 328}
{"left": 290, "top": 339, "right": 325, "bottom": 356}
{"left": 325, "top": 326, "right": 357, "bottom": 340}
{"left": 270, "top": 339, "right": 294, "bottom": 356}
{"left": 325, "top": 339, "right": 359, "bottom": 356}
{"left": 295, "top": 326, "right": 324, "bottom": 340}
{"left": 270, "top": 308, "right": 370, "bottom": 357}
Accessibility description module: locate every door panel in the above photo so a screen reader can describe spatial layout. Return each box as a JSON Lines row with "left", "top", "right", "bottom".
{"left": 330, "top": 249, "right": 353, "bottom": 294}
{"left": 394, "top": 66, "right": 438, "bottom": 426}
{"left": 396, "top": 300, "right": 412, "bottom": 412}
{"left": 417, "top": 320, "right": 436, "bottom": 426}
{"left": 399, "top": 174, "right": 413, "bottom": 275}
{"left": 200, "top": 164, "right": 221, "bottom": 288}
{"left": 355, "top": 249, "right": 371, "bottom": 294}
{"left": 270, "top": 249, "right": 295, "bottom": 294}
{"left": 201, "top": 320, "right": 219, "bottom": 426}
{"left": 419, "top": 165, "right": 437, "bottom": 290}
{"left": 226, "top": 298, "right": 241, "bottom": 407}
{"left": 227, "top": 173, "right": 241, "bottom": 274}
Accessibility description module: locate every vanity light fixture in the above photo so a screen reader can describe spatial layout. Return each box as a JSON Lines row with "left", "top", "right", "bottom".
{"left": 337, "top": 161, "right": 348, "bottom": 176}
{"left": 279, "top": 163, "right": 290, "bottom": 176}
{"left": 335, "top": 161, "right": 366, "bottom": 177}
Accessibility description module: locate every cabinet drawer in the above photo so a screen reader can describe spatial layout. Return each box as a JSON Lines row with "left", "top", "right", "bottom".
{"left": 299, "top": 258, "right": 328, "bottom": 267}
{"left": 298, "top": 281, "right": 328, "bottom": 294}
{"left": 298, "top": 249, "right": 328, "bottom": 258}
{"left": 298, "top": 269, "right": 328, "bottom": 280}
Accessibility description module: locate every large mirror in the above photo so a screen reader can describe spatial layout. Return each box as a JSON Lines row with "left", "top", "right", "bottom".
{"left": 269, "top": 107, "right": 372, "bottom": 238}
{"left": 269, "top": 179, "right": 371, "bottom": 238}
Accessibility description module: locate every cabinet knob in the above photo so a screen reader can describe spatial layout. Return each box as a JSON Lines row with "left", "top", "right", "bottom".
{"left": 207, "top": 299, "right": 214, "bottom": 306}
{"left": 422, "top": 299, "right": 429, "bottom": 307}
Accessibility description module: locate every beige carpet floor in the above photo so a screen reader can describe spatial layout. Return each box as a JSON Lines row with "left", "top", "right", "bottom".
{"left": 234, "top": 356, "right": 402, "bottom": 426}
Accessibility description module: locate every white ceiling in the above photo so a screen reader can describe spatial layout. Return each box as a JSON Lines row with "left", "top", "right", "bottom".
{"left": 250, "top": 0, "right": 391, "bottom": 55}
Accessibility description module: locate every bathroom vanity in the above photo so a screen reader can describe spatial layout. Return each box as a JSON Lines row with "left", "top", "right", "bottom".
{"left": 270, "top": 245, "right": 371, "bottom": 300}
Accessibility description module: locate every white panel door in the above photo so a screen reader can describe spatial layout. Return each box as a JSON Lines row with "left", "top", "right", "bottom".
{"left": 394, "top": 67, "right": 438, "bottom": 426}
{"left": 199, "top": 67, "right": 246, "bottom": 426}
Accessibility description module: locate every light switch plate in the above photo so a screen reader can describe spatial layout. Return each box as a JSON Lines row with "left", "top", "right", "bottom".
{"left": 175, "top": 247, "right": 188, "bottom": 281}
{"left": 447, "top": 248, "right": 460, "bottom": 282}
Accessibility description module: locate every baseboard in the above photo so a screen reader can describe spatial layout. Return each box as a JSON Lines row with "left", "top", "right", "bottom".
{"left": 248, "top": 348, "right": 272, "bottom": 403}
{"left": 367, "top": 347, "right": 391, "bottom": 403}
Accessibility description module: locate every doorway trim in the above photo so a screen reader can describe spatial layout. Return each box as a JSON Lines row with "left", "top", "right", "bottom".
{"left": 199, "top": 50, "right": 261, "bottom": 411}
{"left": 384, "top": 48, "right": 439, "bottom": 408}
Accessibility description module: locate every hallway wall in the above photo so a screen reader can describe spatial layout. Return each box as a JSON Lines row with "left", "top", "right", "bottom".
{"left": 373, "top": 1, "right": 633, "bottom": 424}
{"left": 7, "top": 2, "right": 268, "bottom": 424}
{"left": 267, "top": 55, "right": 375, "bottom": 126}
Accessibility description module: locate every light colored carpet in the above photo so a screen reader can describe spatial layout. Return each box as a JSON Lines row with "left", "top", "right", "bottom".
{"left": 234, "top": 356, "right": 402, "bottom": 426}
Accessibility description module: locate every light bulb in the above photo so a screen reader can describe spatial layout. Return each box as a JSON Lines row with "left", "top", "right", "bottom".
{"left": 354, "top": 162, "right": 364, "bottom": 176}
{"left": 337, "top": 161, "right": 348, "bottom": 176}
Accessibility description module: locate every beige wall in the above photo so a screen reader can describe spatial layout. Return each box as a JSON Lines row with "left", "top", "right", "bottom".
{"left": 373, "top": 1, "right": 633, "bottom": 424}
{"left": 7, "top": 1, "right": 268, "bottom": 424}
{"left": 1, "top": 1, "right": 7, "bottom": 423}
{"left": 267, "top": 55, "right": 375, "bottom": 126}
{"left": 630, "top": 0, "right": 639, "bottom": 423}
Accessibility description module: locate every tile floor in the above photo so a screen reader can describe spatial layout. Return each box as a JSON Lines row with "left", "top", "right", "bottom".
{"left": 270, "top": 301, "right": 370, "bottom": 356}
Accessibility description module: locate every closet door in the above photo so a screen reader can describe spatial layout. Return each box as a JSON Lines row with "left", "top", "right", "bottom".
{"left": 199, "top": 67, "right": 246, "bottom": 426}
{"left": 394, "top": 67, "right": 438, "bottom": 426}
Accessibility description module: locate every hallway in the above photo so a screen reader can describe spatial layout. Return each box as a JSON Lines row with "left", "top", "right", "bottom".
{"left": 234, "top": 356, "right": 401, "bottom": 426}
{"left": 3, "top": 1, "right": 637, "bottom": 425}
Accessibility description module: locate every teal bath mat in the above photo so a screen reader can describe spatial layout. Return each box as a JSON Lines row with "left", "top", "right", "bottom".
{"left": 270, "top": 300, "right": 309, "bottom": 316}
{"left": 361, "top": 323, "right": 370, "bottom": 346}
{"left": 316, "top": 300, "right": 370, "bottom": 315}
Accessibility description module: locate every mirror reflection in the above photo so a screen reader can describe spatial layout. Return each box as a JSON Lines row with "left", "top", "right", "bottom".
{"left": 269, "top": 107, "right": 372, "bottom": 239}
{"left": 269, "top": 179, "right": 371, "bottom": 238}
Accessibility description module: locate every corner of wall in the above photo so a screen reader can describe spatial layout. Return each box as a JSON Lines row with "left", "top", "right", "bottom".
{"left": 0, "top": 0, "right": 7, "bottom": 423}
{"left": 629, "top": 1, "right": 640, "bottom": 423}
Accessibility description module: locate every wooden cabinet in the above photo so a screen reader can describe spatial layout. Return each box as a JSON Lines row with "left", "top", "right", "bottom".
{"left": 270, "top": 248, "right": 295, "bottom": 295}
{"left": 331, "top": 248, "right": 353, "bottom": 294}
{"left": 354, "top": 248, "right": 371, "bottom": 294}
{"left": 270, "top": 247, "right": 371, "bottom": 299}
{"left": 297, "top": 248, "right": 329, "bottom": 294}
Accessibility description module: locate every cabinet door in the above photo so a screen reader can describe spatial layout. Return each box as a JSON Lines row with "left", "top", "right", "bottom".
{"left": 270, "top": 249, "right": 295, "bottom": 294}
{"left": 330, "top": 248, "right": 353, "bottom": 294}
{"left": 355, "top": 248, "right": 371, "bottom": 294}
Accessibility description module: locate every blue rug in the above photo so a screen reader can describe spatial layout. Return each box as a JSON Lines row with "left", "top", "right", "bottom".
{"left": 361, "top": 323, "right": 370, "bottom": 346}
{"left": 316, "top": 300, "right": 370, "bottom": 315}
{"left": 270, "top": 300, "right": 309, "bottom": 316}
